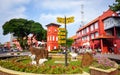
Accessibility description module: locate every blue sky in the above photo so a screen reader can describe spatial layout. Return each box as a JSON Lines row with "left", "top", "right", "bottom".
{"left": 0, "top": 0, "right": 115, "bottom": 44}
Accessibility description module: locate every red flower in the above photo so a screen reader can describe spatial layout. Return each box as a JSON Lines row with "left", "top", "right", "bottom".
{"left": 51, "top": 66, "right": 56, "bottom": 68}
{"left": 72, "top": 66, "right": 76, "bottom": 70}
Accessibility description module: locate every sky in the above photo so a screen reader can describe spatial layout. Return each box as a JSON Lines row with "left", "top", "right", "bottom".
{"left": 0, "top": 0, "right": 115, "bottom": 44}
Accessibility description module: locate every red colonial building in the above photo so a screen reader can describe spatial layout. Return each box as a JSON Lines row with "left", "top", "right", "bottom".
{"left": 46, "top": 23, "right": 61, "bottom": 51}
{"left": 74, "top": 9, "right": 120, "bottom": 54}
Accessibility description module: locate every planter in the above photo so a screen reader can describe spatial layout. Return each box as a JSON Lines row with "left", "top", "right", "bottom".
{"left": 89, "top": 66, "right": 118, "bottom": 75}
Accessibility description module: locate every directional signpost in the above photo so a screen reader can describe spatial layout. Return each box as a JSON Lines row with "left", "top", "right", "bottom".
{"left": 57, "top": 16, "right": 74, "bottom": 66}
{"left": 58, "top": 28, "right": 66, "bottom": 44}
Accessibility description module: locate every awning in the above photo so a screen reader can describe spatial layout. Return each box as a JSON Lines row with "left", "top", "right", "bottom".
{"left": 92, "top": 35, "right": 115, "bottom": 40}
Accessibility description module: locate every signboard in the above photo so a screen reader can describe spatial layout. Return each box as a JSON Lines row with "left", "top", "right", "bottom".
{"left": 57, "top": 16, "right": 74, "bottom": 24}
{"left": 57, "top": 17, "right": 65, "bottom": 24}
{"left": 58, "top": 28, "right": 66, "bottom": 31}
{"left": 58, "top": 40, "right": 66, "bottom": 44}
{"left": 57, "top": 16, "right": 74, "bottom": 66}
{"left": 58, "top": 28, "right": 66, "bottom": 44}
{"left": 66, "top": 16, "right": 74, "bottom": 24}
{"left": 58, "top": 28, "right": 66, "bottom": 35}
{"left": 58, "top": 32, "right": 66, "bottom": 36}
{"left": 58, "top": 36, "right": 66, "bottom": 39}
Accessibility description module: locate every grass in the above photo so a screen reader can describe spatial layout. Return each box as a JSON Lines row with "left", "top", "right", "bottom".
{"left": 82, "top": 67, "right": 90, "bottom": 73}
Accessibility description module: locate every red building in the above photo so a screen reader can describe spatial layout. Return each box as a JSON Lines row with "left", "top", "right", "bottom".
{"left": 74, "top": 9, "right": 120, "bottom": 54}
{"left": 46, "top": 23, "right": 61, "bottom": 51}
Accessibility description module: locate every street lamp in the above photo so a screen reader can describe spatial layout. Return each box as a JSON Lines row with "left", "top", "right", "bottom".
{"left": 114, "top": 43, "right": 117, "bottom": 54}
{"left": 114, "top": 43, "right": 117, "bottom": 47}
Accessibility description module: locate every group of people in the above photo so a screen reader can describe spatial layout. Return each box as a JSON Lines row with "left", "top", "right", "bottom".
{"left": 70, "top": 47, "right": 97, "bottom": 55}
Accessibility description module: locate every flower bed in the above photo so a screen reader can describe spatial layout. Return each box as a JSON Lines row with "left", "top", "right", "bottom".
{"left": 91, "top": 56, "right": 118, "bottom": 69}
{"left": 0, "top": 56, "right": 83, "bottom": 74}
{"left": 90, "top": 56, "right": 119, "bottom": 75}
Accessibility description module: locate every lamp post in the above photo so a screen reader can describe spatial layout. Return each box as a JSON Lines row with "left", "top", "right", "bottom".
{"left": 57, "top": 16, "right": 74, "bottom": 66}
{"left": 114, "top": 23, "right": 117, "bottom": 54}
{"left": 114, "top": 43, "right": 117, "bottom": 54}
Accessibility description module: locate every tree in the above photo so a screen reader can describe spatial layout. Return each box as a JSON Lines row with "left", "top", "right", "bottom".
{"left": 109, "top": 0, "right": 120, "bottom": 11}
{"left": 66, "top": 38, "right": 74, "bottom": 48}
{"left": 2, "top": 18, "right": 46, "bottom": 49}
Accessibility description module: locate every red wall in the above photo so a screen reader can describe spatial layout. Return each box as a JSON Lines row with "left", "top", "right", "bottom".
{"left": 46, "top": 23, "right": 60, "bottom": 51}
{"left": 75, "top": 9, "right": 119, "bottom": 54}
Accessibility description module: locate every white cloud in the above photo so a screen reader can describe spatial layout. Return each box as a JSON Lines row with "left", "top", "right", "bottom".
{"left": 33, "top": 0, "right": 88, "bottom": 11}
{"left": 41, "top": 0, "right": 84, "bottom": 10}
{"left": 38, "top": 14, "right": 62, "bottom": 28}
{"left": 0, "top": 0, "right": 30, "bottom": 21}
{"left": 0, "top": 0, "right": 30, "bottom": 44}
{"left": 0, "top": 0, "right": 30, "bottom": 11}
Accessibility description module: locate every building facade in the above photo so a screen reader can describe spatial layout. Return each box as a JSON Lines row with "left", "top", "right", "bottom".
{"left": 73, "top": 9, "right": 120, "bottom": 54}
{"left": 46, "top": 23, "right": 61, "bottom": 51}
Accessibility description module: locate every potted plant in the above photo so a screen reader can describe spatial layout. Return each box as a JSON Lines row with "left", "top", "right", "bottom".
{"left": 90, "top": 56, "right": 119, "bottom": 75}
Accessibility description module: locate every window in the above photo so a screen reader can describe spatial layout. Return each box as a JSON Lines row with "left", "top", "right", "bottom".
{"left": 82, "top": 30, "right": 83, "bottom": 35}
{"left": 84, "top": 28, "right": 87, "bottom": 34}
{"left": 87, "top": 36, "right": 90, "bottom": 41}
{"left": 54, "top": 46, "right": 56, "bottom": 49}
{"left": 48, "top": 46, "right": 50, "bottom": 51}
{"left": 82, "top": 36, "right": 87, "bottom": 41}
{"left": 56, "top": 36, "right": 58, "bottom": 41}
{"left": 82, "top": 37, "right": 84, "bottom": 41}
{"left": 79, "top": 31, "right": 81, "bottom": 36}
{"left": 91, "top": 33, "right": 94, "bottom": 39}
{"left": 86, "top": 27, "right": 89, "bottom": 33}
{"left": 50, "top": 36, "right": 52, "bottom": 41}
{"left": 47, "top": 36, "right": 49, "bottom": 41}
{"left": 95, "top": 32, "right": 99, "bottom": 37}
{"left": 55, "top": 29, "right": 57, "bottom": 32}
{"left": 90, "top": 25, "right": 94, "bottom": 31}
{"left": 79, "top": 32, "right": 81, "bottom": 35}
{"left": 95, "top": 22, "right": 98, "bottom": 29}
{"left": 53, "top": 36, "right": 54, "bottom": 41}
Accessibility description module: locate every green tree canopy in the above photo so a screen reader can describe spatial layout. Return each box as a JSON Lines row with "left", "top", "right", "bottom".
{"left": 110, "top": 0, "right": 120, "bottom": 11}
{"left": 66, "top": 38, "right": 74, "bottom": 48}
{"left": 2, "top": 18, "right": 46, "bottom": 49}
{"left": 60, "top": 38, "right": 74, "bottom": 48}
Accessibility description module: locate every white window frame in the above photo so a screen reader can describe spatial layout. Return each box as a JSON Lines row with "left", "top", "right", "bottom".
{"left": 95, "top": 32, "right": 99, "bottom": 37}
{"left": 90, "top": 25, "right": 94, "bottom": 31}
{"left": 91, "top": 33, "right": 94, "bottom": 39}
{"left": 86, "top": 27, "right": 89, "bottom": 33}
{"left": 95, "top": 22, "right": 98, "bottom": 29}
